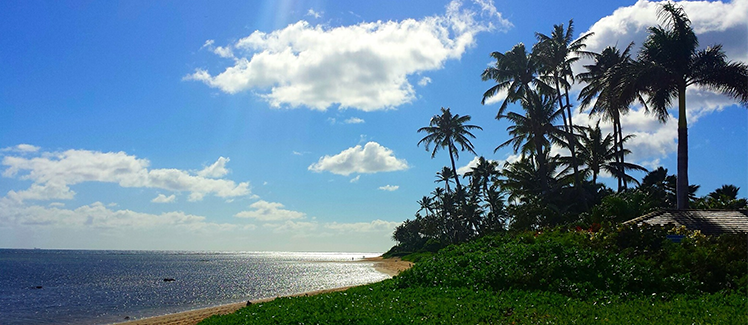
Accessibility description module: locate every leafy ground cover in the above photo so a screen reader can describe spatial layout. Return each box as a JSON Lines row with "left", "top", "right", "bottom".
{"left": 200, "top": 226, "right": 747, "bottom": 324}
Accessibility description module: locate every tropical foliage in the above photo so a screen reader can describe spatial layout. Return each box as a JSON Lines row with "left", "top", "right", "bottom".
{"left": 203, "top": 226, "right": 747, "bottom": 325}
{"left": 391, "top": 2, "right": 747, "bottom": 255}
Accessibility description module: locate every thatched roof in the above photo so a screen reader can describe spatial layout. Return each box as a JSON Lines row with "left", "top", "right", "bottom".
{"left": 622, "top": 210, "right": 748, "bottom": 235}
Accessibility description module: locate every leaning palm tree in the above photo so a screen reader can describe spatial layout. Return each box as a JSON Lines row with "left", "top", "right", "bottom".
{"left": 635, "top": 3, "right": 748, "bottom": 209}
{"left": 481, "top": 43, "right": 551, "bottom": 118}
{"left": 418, "top": 107, "right": 483, "bottom": 195}
{"left": 577, "top": 44, "right": 643, "bottom": 191}
{"left": 577, "top": 122, "right": 646, "bottom": 186}
{"left": 533, "top": 20, "right": 594, "bottom": 190}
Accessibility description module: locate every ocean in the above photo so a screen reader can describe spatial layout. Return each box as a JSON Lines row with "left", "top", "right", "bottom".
{"left": 0, "top": 249, "right": 389, "bottom": 324}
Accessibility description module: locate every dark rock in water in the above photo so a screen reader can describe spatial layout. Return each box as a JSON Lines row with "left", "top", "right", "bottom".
{"left": 246, "top": 301, "right": 252, "bottom": 306}
{"left": 34, "top": 286, "right": 43, "bottom": 289}
{"left": 124, "top": 316, "right": 130, "bottom": 320}
{"left": 163, "top": 278, "right": 175, "bottom": 282}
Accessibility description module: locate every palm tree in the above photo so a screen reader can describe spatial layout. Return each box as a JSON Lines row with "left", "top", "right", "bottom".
{"left": 464, "top": 156, "right": 502, "bottom": 217}
{"left": 416, "top": 196, "right": 435, "bottom": 218}
{"left": 533, "top": 20, "right": 594, "bottom": 190}
{"left": 481, "top": 43, "right": 550, "bottom": 118}
{"left": 496, "top": 91, "right": 565, "bottom": 194}
{"left": 418, "top": 107, "right": 483, "bottom": 195}
{"left": 577, "top": 44, "right": 643, "bottom": 191}
{"left": 635, "top": 3, "right": 748, "bottom": 209}
{"left": 434, "top": 167, "right": 455, "bottom": 193}
{"left": 577, "top": 122, "right": 646, "bottom": 186}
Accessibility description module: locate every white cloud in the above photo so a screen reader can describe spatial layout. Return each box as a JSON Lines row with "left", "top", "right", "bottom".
{"left": 0, "top": 198, "right": 230, "bottom": 231}
{"left": 263, "top": 219, "right": 399, "bottom": 236}
{"left": 151, "top": 194, "right": 176, "bottom": 203}
{"left": 308, "top": 142, "right": 409, "bottom": 176}
{"left": 344, "top": 117, "right": 365, "bottom": 124}
{"left": 324, "top": 219, "right": 399, "bottom": 233}
{"left": 574, "top": 106, "right": 677, "bottom": 165}
{"left": 579, "top": 0, "right": 748, "bottom": 101}
{"left": 350, "top": 175, "right": 361, "bottom": 183}
{"left": 418, "top": 77, "right": 432, "bottom": 86}
{"left": 2, "top": 144, "right": 40, "bottom": 154}
{"left": 186, "top": 0, "right": 511, "bottom": 111}
{"left": 481, "top": 88, "right": 507, "bottom": 106}
{"left": 1, "top": 148, "right": 250, "bottom": 202}
{"left": 457, "top": 156, "right": 503, "bottom": 175}
{"left": 378, "top": 185, "right": 399, "bottom": 191}
{"left": 306, "top": 9, "right": 322, "bottom": 19}
{"left": 197, "top": 157, "right": 230, "bottom": 178}
{"left": 234, "top": 200, "right": 306, "bottom": 221}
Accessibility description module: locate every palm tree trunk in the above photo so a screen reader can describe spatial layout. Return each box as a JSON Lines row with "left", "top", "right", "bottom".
{"left": 447, "top": 143, "right": 463, "bottom": 196}
{"left": 677, "top": 86, "right": 689, "bottom": 209}
{"left": 612, "top": 112, "right": 622, "bottom": 192}
{"left": 616, "top": 117, "right": 627, "bottom": 190}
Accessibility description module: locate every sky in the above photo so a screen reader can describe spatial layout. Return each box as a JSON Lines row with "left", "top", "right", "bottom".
{"left": 1, "top": 0, "right": 746, "bottom": 252}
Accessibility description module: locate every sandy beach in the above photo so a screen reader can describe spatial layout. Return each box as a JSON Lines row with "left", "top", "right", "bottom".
{"left": 117, "top": 257, "right": 412, "bottom": 325}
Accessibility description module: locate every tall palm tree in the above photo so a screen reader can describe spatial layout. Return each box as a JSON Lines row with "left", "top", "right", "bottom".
{"left": 496, "top": 91, "right": 565, "bottom": 194}
{"left": 418, "top": 107, "right": 483, "bottom": 195}
{"left": 577, "top": 44, "right": 643, "bottom": 191}
{"left": 577, "top": 122, "right": 646, "bottom": 186}
{"left": 533, "top": 20, "right": 594, "bottom": 190}
{"left": 481, "top": 43, "right": 550, "bottom": 118}
{"left": 636, "top": 3, "right": 748, "bottom": 209}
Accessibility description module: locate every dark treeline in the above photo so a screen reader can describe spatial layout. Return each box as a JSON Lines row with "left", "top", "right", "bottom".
{"left": 391, "top": 2, "right": 747, "bottom": 254}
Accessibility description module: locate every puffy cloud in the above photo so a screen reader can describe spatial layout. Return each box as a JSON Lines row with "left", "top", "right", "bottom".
{"left": 579, "top": 0, "right": 747, "bottom": 99}
{"left": 234, "top": 200, "right": 306, "bottom": 221}
{"left": 378, "top": 185, "right": 399, "bottom": 191}
{"left": 151, "top": 194, "right": 176, "bottom": 203}
{"left": 349, "top": 175, "right": 361, "bottom": 183}
{"left": 418, "top": 77, "right": 432, "bottom": 86}
{"left": 186, "top": 0, "right": 511, "bottom": 111}
{"left": 1, "top": 148, "right": 250, "bottom": 202}
{"left": 197, "top": 157, "right": 230, "bottom": 178}
{"left": 308, "top": 142, "right": 409, "bottom": 176}
{"left": 2, "top": 144, "right": 40, "bottom": 153}
{"left": 344, "top": 117, "right": 365, "bottom": 124}
{"left": 574, "top": 106, "right": 677, "bottom": 166}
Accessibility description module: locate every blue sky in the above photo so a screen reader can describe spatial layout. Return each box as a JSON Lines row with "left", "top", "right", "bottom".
{"left": 1, "top": 0, "right": 746, "bottom": 252}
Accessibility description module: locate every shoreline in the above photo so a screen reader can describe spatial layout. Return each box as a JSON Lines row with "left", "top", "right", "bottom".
{"left": 116, "top": 256, "right": 412, "bottom": 325}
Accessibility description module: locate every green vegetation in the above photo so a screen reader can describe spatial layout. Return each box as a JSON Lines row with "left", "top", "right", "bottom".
{"left": 201, "top": 226, "right": 747, "bottom": 324}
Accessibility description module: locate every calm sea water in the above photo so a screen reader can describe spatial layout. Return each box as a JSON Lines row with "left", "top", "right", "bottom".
{"left": 0, "top": 249, "right": 389, "bottom": 325}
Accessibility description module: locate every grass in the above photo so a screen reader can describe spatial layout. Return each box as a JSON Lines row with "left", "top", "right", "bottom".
{"left": 200, "top": 283, "right": 746, "bottom": 324}
{"left": 200, "top": 226, "right": 747, "bottom": 324}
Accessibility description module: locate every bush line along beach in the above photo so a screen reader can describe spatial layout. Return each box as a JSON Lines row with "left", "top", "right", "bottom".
{"left": 195, "top": 2, "right": 748, "bottom": 324}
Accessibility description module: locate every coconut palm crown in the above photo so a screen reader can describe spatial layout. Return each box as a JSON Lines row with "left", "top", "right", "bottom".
{"left": 418, "top": 107, "right": 483, "bottom": 194}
